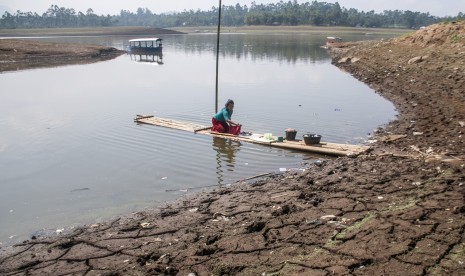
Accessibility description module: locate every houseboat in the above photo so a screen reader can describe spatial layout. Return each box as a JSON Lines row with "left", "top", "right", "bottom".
{"left": 128, "top": 38, "right": 163, "bottom": 53}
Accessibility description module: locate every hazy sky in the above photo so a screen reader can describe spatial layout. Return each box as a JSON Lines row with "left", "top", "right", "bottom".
{"left": 0, "top": 0, "right": 463, "bottom": 17}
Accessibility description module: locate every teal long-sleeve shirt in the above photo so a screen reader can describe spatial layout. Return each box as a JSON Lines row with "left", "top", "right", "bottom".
{"left": 213, "top": 107, "right": 232, "bottom": 122}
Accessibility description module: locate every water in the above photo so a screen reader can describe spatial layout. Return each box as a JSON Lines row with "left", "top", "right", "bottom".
{"left": 0, "top": 32, "right": 397, "bottom": 245}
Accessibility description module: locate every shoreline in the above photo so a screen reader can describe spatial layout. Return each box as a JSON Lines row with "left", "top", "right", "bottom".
{"left": 0, "top": 26, "right": 409, "bottom": 37}
{"left": 1, "top": 22, "right": 465, "bottom": 275}
{"left": 0, "top": 39, "right": 125, "bottom": 73}
{"left": 0, "top": 26, "right": 184, "bottom": 38}
{"left": 171, "top": 25, "right": 411, "bottom": 35}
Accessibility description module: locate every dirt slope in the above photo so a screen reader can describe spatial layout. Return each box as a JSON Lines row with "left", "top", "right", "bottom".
{"left": 399, "top": 21, "right": 465, "bottom": 48}
{"left": 0, "top": 22, "right": 464, "bottom": 275}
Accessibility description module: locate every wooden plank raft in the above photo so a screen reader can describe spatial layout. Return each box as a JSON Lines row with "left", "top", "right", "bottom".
{"left": 134, "top": 115, "right": 370, "bottom": 157}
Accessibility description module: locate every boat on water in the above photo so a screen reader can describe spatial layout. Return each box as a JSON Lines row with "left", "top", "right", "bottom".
{"left": 128, "top": 38, "right": 163, "bottom": 53}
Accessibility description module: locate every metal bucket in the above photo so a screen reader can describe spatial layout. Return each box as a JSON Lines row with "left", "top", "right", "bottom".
{"left": 303, "top": 134, "right": 321, "bottom": 145}
{"left": 285, "top": 129, "right": 297, "bottom": 141}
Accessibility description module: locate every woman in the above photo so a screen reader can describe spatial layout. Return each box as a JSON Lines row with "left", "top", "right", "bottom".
{"left": 212, "top": 99, "right": 241, "bottom": 135}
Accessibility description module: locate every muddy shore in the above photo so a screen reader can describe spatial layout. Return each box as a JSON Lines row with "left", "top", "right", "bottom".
{"left": 0, "top": 39, "right": 125, "bottom": 73}
{"left": 1, "top": 21, "right": 465, "bottom": 275}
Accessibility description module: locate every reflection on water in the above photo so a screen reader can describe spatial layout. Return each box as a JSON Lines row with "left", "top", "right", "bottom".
{"left": 167, "top": 34, "right": 330, "bottom": 63}
{"left": 129, "top": 52, "right": 164, "bottom": 64}
{"left": 28, "top": 32, "right": 394, "bottom": 64}
{"left": 212, "top": 137, "right": 241, "bottom": 184}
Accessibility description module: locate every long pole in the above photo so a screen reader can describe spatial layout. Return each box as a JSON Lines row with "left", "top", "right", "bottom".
{"left": 215, "top": 0, "right": 222, "bottom": 113}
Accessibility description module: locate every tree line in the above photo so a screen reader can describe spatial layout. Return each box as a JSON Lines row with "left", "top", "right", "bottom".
{"left": 1, "top": 1, "right": 463, "bottom": 29}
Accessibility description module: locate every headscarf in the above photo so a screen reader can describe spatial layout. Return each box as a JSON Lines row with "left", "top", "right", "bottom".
{"left": 225, "top": 99, "right": 234, "bottom": 107}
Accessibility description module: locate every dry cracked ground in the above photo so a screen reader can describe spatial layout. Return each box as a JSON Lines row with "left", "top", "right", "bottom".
{"left": 1, "top": 21, "right": 465, "bottom": 275}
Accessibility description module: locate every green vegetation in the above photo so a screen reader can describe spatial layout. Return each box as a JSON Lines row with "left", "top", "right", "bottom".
{"left": 324, "top": 198, "right": 419, "bottom": 249}
{"left": 427, "top": 242, "right": 465, "bottom": 275}
{"left": 335, "top": 213, "right": 376, "bottom": 240}
{"left": 452, "top": 34, "right": 465, "bottom": 45}
{"left": 1, "top": 1, "right": 464, "bottom": 30}
{"left": 383, "top": 198, "right": 418, "bottom": 213}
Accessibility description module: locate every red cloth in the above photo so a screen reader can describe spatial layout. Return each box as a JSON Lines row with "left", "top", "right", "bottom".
{"left": 228, "top": 125, "right": 241, "bottom": 135}
{"left": 211, "top": 118, "right": 241, "bottom": 135}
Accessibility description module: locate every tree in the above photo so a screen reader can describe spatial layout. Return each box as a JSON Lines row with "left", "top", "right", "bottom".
{"left": 0, "top": 1, "right": 457, "bottom": 29}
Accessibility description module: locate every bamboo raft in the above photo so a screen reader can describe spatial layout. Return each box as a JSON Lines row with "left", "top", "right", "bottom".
{"left": 134, "top": 115, "right": 370, "bottom": 157}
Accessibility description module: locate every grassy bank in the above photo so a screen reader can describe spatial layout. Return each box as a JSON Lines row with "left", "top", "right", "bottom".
{"left": 0, "top": 26, "right": 183, "bottom": 37}
{"left": 0, "top": 25, "right": 411, "bottom": 37}
{"left": 171, "top": 25, "right": 412, "bottom": 35}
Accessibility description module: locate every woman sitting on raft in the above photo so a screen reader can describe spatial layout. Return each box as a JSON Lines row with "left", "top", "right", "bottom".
{"left": 212, "top": 99, "right": 242, "bottom": 135}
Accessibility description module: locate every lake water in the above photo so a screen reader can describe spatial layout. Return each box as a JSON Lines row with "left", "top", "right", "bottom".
{"left": 0, "top": 32, "right": 397, "bottom": 245}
